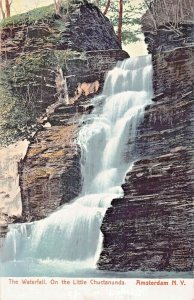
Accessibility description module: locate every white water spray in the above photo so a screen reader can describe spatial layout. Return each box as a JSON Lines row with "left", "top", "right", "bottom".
{"left": 0, "top": 55, "right": 153, "bottom": 276}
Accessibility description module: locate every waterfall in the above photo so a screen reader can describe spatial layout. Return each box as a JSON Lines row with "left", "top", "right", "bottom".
{"left": 0, "top": 55, "right": 153, "bottom": 276}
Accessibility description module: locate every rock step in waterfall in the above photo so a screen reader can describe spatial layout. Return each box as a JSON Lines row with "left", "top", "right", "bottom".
{"left": 0, "top": 55, "right": 153, "bottom": 276}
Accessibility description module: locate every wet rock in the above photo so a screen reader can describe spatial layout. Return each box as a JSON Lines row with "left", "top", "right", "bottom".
{"left": 98, "top": 2, "right": 194, "bottom": 272}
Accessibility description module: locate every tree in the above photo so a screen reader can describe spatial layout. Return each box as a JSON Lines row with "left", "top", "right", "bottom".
{"left": 143, "top": 0, "right": 194, "bottom": 35}
{"left": 97, "top": 0, "right": 144, "bottom": 45}
{"left": 0, "top": 0, "right": 12, "bottom": 19}
{"left": 118, "top": 0, "right": 123, "bottom": 45}
{"left": 52, "top": 0, "right": 144, "bottom": 46}
{"left": 0, "top": 0, "right": 5, "bottom": 19}
{"left": 5, "top": 0, "right": 11, "bottom": 17}
{"left": 54, "top": 0, "right": 63, "bottom": 15}
{"left": 103, "top": 0, "right": 110, "bottom": 15}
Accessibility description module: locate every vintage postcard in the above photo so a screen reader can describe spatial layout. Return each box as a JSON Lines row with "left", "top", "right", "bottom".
{"left": 0, "top": 0, "right": 193, "bottom": 299}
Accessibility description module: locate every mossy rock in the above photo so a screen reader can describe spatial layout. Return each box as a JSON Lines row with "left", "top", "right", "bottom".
{"left": 0, "top": 1, "right": 88, "bottom": 145}
{"left": 0, "top": 48, "right": 82, "bottom": 146}
{"left": 0, "top": 0, "right": 86, "bottom": 28}
{"left": 0, "top": 71, "right": 36, "bottom": 146}
{"left": 0, "top": 5, "right": 55, "bottom": 28}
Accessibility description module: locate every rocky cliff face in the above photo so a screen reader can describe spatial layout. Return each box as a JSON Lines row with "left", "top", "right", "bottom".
{"left": 98, "top": 2, "right": 194, "bottom": 272}
{"left": 0, "top": 141, "right": 29, "bottom": 239}
{"left": 0, "top": 0, "right": 123, "bottom": 145}
{"left": 0, "top": 1, "right": 128, "bottom": 222}
{"left": 20, "top": 49, "right": 128, "bottom": 221}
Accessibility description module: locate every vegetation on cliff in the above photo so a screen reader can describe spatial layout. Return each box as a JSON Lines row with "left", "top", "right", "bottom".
{"left": 0, "top": 71, "right": 35, "bottom": 145}
{"left": 0, "top": 0, "right": 147, "bottom": 146}
{"left": 142, "top": 0, "right": 194, "bottom": 33}
{"left": 0, "top": 0, "right": 123, "bottom": 145}
{"left": 0, "top": 4, "right": 54, "bottom": 27}
{"left": 0, "top": 49, "right": 81, "bottom": 145}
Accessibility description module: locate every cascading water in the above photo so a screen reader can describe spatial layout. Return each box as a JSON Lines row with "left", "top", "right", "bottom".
{"left": 0, "top": 55, "right": 153, "bottom": 276}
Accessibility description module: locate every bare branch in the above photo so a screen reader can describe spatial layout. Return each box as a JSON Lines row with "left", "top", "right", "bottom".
{"left": 144, "top": 0, "right": 157, "bottom": 31}
{"left": 103, "top": 0, "right": 111, "bottom": 15}
{"left": 144, "top": 0, "right": 194, "bottom": 30}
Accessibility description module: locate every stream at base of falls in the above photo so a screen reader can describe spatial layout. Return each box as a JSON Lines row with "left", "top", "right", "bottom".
{"left": 0, "top": 55, "right": 157, "bottom": 277}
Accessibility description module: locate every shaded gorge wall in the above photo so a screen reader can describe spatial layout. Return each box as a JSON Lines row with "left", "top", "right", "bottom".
{"left": 98, "top": 4, "right": 194, "bottom": 272}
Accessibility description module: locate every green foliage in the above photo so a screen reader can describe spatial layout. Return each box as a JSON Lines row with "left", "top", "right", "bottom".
{"left": 0, "top": 48, "right": 82, "bottom": 145}
{"left": 97, "top": 0, "right": 146, "bottom": 45}
{"left": 0, "top": 0, "right": 145, "bottom": 145}
{"left": 0, "top": 71, "right": 36, "bottom": 145}
{"left": 53, "top": 49, "right": 82, "bottom": 66}
{"left": 0, "top": 52, "right": 54, "bottom": 145}
{"left": 0, "top": 1, "right": 87, "bottom": 145}
{"left": 0, "top": 5, "right": 55, "bottom": 28}
{"left": 0, "top": 1, "right": 86, "bottom": 28}
{"left": 5, "top": 53, "right": 47, "bottom": 88}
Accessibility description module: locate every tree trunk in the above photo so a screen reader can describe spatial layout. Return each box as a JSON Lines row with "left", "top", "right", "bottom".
{"left": 104, "top": 0, "right": 111, "bottom": 15}
{"left": 54, "top": 0, "right": 62, "bottom": 14}
{"left": 5, "top": 0, "right": 11, "bottom": 17}
{"left": 118, "top": 0, "right": 123, "bottom": 46}
{"left": 0, "top": 0, "right": 5, "bottom": 19}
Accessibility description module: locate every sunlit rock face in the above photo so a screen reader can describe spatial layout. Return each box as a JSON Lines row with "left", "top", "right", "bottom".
{"left": 98, "top": 1, "right": 194, "bottom": 272}
{"left": 0, "top": 141, "right": 29, "bottom": 221}
{"left": 0, "top": 141, "right": 29, "bottom": 244}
